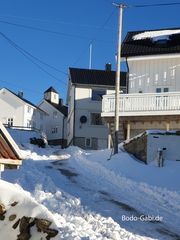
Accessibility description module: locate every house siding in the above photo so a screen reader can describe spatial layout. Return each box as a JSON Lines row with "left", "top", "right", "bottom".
{"left": 128, "top": 56, "right": 180, "bottom": 94}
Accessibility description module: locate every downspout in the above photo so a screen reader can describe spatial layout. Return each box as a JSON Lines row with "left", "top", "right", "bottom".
{"left": 125, "top": 57, "right": 129, "bottom": 93}
{"left": 62, "top": 115, "right": 65, "bottom": 149}
{"left": 73, "top": 85, "right": 76, "bottom": 146}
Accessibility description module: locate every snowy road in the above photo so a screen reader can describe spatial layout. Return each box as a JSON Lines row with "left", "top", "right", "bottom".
{"left": 2, "top": 145, "right": 180, "bottom": 240}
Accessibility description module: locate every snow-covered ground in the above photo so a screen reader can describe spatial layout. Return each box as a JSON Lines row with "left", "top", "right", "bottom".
{"left": 1, "top": 130, "right": 180, "bottom": 239}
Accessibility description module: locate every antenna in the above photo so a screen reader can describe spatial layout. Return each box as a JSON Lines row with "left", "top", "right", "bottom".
{"left": 89, "top": 43, "right": 92, "bottom": 69}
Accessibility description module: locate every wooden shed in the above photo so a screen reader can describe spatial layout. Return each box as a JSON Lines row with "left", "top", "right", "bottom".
{"left": 0, "top": 121, "right": 22, "bottom": 171}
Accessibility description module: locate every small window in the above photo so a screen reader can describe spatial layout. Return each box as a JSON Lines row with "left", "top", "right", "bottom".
{"left": 91, "top": 113, "right": 103, "bottom": 125}
{"left": 7, "top": 118, "right": 13, "bottom": 126}
{"left": 156, "top": 88, "right": 161, "bottom": 93}
{"left": 27, "top": 106, "right": 31, "bottom": 113}
{"left": 27, "top": 120, "right": 32, "bottom": 128}
{"left": 52, "top": 127, "right": 58, "bottom": 134}
{"left": 164, "top": 88, "right": 169, "bottom": 92}
{"left": 40, "top": 112, "right": 43, "bottom": 120}
{"left": 92, "top": 89, "right": 106, "bottom": 101}
{"left": 85, "top": 138, "right": 91, "bottom": 147}
{"left": 53, "top": 111, "right": 58, "bottom": 118}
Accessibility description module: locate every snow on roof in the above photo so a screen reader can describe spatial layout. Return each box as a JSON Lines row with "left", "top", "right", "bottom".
{"left": 133, "top": 29, "right": 180, "bottom": 40}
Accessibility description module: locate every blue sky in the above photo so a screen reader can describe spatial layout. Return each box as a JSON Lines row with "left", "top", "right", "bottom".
{"left": 0, "top": 0, "right": 180, "bottom": 104}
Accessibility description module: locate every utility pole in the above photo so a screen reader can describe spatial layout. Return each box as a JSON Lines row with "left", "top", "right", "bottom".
{"left": 113, "top": 3, "right": 123, "bottom": 154}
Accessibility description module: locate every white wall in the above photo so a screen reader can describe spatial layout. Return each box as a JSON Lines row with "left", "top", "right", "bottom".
{"left": 39, "top": 100, "right": 65, "bottom": 141}
{"left": 0, "top": 89, "right": 25, "bottom": 126}
{"left": 128, "top": 55, "right": 180, "bottom": 93}
{"left": 147, "top": 134, "right": 180, "bottom": 163}
{"left": 74, "top": 86, "right": 111, "bottom": 149}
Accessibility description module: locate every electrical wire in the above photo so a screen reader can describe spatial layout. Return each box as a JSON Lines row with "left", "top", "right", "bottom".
{"left": 72, "top": 8, "right": 116, "bottom": 66}
{"left": 0, "top": 32, "right": 67, "bottom": 85}
{"left": 0, "top": 20, "right": 90, "bottom": 40}
{"left": 132, "top": 2, "right": 180, "bottom": 8}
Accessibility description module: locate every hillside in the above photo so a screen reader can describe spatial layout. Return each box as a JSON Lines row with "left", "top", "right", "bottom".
{"left": 0, "top": 131, "right": 180, "bottom": 239}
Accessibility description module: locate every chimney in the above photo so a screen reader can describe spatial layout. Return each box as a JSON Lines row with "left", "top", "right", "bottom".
{"left": 18, "top": 91, "right": 23, "bottom": 98}
{"left": 105, "top": 63, "right": 111, "bottom": 71}
{"left": 59, "top": 98, "right": 63, "bottom": 106}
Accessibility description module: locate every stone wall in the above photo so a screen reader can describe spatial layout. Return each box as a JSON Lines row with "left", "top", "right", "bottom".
{"left": 123, "top": 133, "right": 147, "bottom": 164}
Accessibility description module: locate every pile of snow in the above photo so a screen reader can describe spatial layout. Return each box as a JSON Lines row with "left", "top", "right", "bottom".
{"left": 0, "top": 180, "right": 59, "bottom": 240}
{"left": 133, "top": 29, "right": 180, "bottom": 40}
{"left": 2, "top": 143, "right": 180, "bottom": 239}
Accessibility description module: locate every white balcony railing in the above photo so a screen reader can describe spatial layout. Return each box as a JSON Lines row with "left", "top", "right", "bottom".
{"left": 102, "top": 92, "right": 180, "bottom": 117}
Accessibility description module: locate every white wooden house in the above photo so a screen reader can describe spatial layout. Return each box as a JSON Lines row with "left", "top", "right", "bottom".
{"left": 102, "top": 28, "right": 180, "bottom": 142}
{"left": 38, "top": 87, "right": 68, "bottom": 147}
{"left": 67, "top": 66, "right": 127, "bottom": 150}
{"left": 0, "top": 88, "right": 46, "bottom": 132}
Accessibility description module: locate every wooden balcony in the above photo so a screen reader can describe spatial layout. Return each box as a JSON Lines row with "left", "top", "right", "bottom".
{"left": 102, "top": 92, "right": 180, "bottom": 117}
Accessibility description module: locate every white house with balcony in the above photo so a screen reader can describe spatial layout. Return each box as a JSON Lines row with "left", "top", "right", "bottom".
{"left": 67, "top": 66, "right": 127, "bottom": 150}
{"left": 0, "top": 87, "right": 46, "bottom": 132}
{"left": 38, "top": 87, "right": 68, "bottom": 147}
{"left": 102, "top": 28, "right": 180, "bottom": 141}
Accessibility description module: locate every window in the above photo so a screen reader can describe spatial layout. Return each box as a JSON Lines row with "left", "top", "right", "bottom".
{"left": 27, "top": 120, "right": 32, "bottom": 128}
{"left": 27, "top": 106, "right": 31, "bottom": 113}
{"left": 156, "top": 88, "right": 161, "bottom": 93}
{"left": 92, "top": 89, "right": 106, "bottom": 101}
{"left": 164, "top": 88, "right": 169, "bottom": 92}
{"left": 85, "top": 138, "right": 91, "bottom": 147}
{"left": 40, "top": 113, "right": 43, "bottom": 120}
{"left": 7, "top": 118, "right": 13, "bottom": 126}
{"left": 91, "top": 113, "right": 103, "bottom": 125}
{"left": 53, "top": 111, "right": 58, "bottom": 118}
{"left": 52, "top": 127, "right": 58, "bottom": 134}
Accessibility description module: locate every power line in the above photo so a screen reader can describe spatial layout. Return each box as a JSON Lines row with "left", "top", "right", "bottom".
{"left": 0, "top": 14, "right": 115, "bottom": 31}
{"left": 72, "top": 9, "right": 115, "bottom": 66}
{"left": 128, "top": 2, "right": 180, "bottom": 8}
{"left": 0, "top": 32, "right": 67, "bottom": 86}
{"left": 0, "top": 20, "right": 90, "bottom": 40}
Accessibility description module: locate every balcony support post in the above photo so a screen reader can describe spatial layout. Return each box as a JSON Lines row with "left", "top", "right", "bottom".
{"left": 126, "top": 121, "right": 131, "bottom": 140}
{"left": 166, "top": 122, "right": 170, "bottom": 131}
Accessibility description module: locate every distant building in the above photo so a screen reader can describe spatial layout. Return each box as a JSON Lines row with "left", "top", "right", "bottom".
{"left": 38, "top": 87, "right": 68, "bottom": 147}
{"left": 0, "top": 87, "right": 45, "bottom": 132}
{"left": 67, "top": 65, "right": 127, "bottom": 150}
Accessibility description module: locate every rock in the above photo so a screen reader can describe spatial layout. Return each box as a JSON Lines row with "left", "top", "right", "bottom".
{"left": 11, "top": 201, "right": 18, "bottom": 207}
{"left": 0, "top": 215, "right": 5, "bottom": 220}
{"left": 46, "top": 229, "right": 59, "bottom": 240}
{"left": 19, "top": 217, "right": 31, "bottom": 232}
{"left": 0, "top": 203, "right": 6, "bottom": 215}
{"left": 0, "top": 203, "right": 6, "bottom": 220}
{"left": 17, "top": 231, "right": 31, "bottom": 240}
{"left": 12, "top": 219, "right": 20, "bottom": 229}
{"left": 9, "top": 214, "right": 16, "bottom": 221}
{"left": 35, "top": 218, "right": 52, "bottom": 232}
